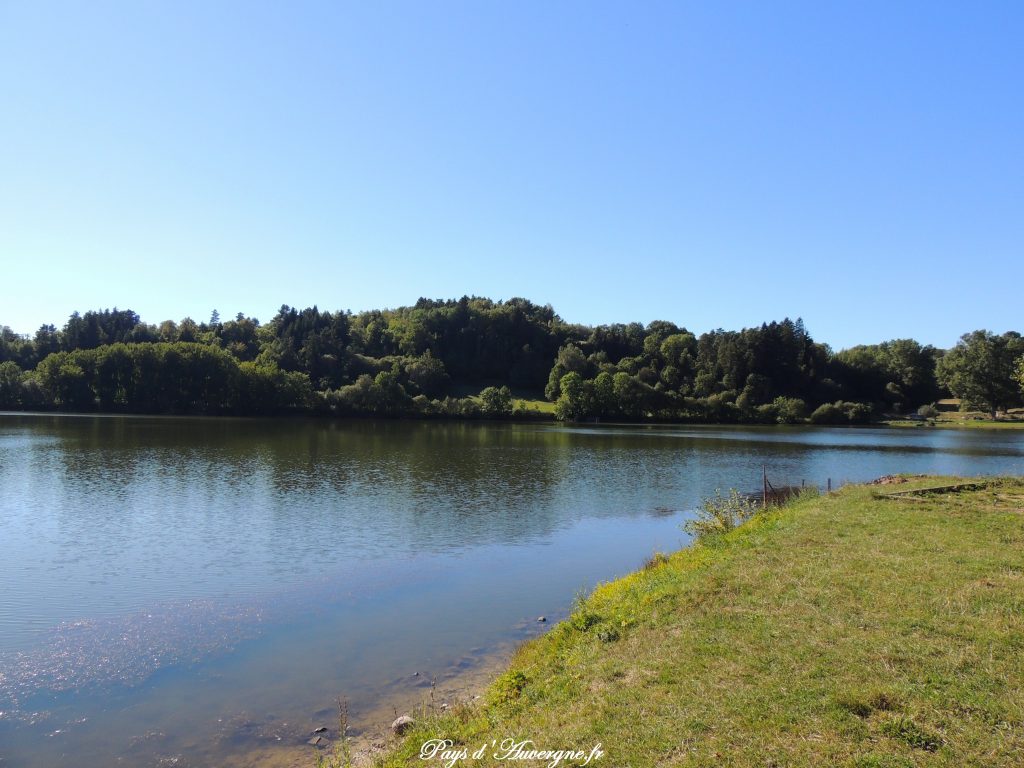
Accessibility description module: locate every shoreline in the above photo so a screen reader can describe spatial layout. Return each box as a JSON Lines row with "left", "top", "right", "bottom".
{"left": 219, "top": 655, "right": 511, "bottom": 768}
{"left": 374, "top": 476, "right": 1024, "bottom": 767}
{"left": 3, "top": 408, "right": 1023, "bottom": 430}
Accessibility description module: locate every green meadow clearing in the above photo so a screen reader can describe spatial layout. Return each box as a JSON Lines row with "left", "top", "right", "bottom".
{"left": 360, "top": 477, "right": 1024, "bottom": 768}
{"left": 885, "top": 415, "right": 1024, "bottom": 430}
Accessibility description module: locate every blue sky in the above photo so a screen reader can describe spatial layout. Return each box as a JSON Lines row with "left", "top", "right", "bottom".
{"left": 1, "top": 1, "right": 1021, "bottom": 350}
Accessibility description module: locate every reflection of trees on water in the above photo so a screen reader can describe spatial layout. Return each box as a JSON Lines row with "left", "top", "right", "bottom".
{"left": 20, "top": 417, "right": 736, "bottom": 567}
{"left": 22, "top": 417, "right": 1024, "bottom": 563}
{"left": 23, "top": 417, "right": 1011, "bottom": 558}
{"left": 12, "top": 416, "right": 1024, "bottom": 620}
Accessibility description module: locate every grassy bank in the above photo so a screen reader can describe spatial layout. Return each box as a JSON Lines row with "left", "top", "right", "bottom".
{"left": 885, "top": 417, "right": 1024, "bottom": 430}
{"left": 367, "top": 478, "right": 1024, "bottom": 767}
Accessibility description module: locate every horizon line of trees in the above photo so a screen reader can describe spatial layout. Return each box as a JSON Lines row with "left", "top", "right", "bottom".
{"left": 1, "top": 298, "right": 1022, "bottom": 422}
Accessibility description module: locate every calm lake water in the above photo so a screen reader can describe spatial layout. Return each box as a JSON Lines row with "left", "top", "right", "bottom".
{"left": 1, "top": 414, "right": 1023, "bottom": 767}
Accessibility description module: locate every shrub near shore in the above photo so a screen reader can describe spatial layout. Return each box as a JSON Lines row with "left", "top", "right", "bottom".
{"left": 373, "top": 477, "right": 1024, "bottom": 767}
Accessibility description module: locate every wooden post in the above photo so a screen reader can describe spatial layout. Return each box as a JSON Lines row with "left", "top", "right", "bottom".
{"left": 827, "top": 477, "right": 832, "bottom": 492}
{"left": 763, "top": 464, "right": 768, "bottom": 508}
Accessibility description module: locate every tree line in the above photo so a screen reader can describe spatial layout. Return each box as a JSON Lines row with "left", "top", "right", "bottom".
{"left": 1, "top": 298, "right": 1021, "bottom": 422}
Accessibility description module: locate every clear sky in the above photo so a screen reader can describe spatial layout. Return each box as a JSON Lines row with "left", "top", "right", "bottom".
{"left": 1, "top": 1, "right": 1021, "bottom": 350}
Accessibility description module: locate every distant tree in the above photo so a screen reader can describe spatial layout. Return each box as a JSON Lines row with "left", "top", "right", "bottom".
{"left": 36, "top": 353, "right": 94, "bottom": 410}
{"left": 642, "top": 320, "right": 681, "bottom": 358}
{"left": 554, "top": 372, "right": 588, "bottom": 421}
{"left": 33, "top": 324, "right": 60, "bottom": 361}
{"left": 545, "top": 344, "right": 590, "bottom": 400}
{"left": 658, "top": 332, "right": 697, "bottom": 390}
{"left": 584, "top": 323, "right": 645, "bottom": 363}
{"left": 216, "top": 315, "right": 261, "bottom": 361}
{"left": 479, "top": 385, "right": 513, "bottom": 417}
{"left": 881, "top": 338, "right": 942, "bottom": 407}
{"left": 405, "top": 352, "right": 449, "bottom": 397}
{"left": 936, "top": 331, "right": 1024, "bottom": 417}
{"left": 61, "top": 308, "right": 141, "bottom": 350}
{"left": 158, "top": 320, "right": 178, "bottom": 342}
{"left": 612, "top": 371, "right": 652, "bottom": 419}
{"left": 592, "top": 371, "right": 616, "bottom": 416}
{"left": 772, "top": 396, "right": 807, "bottom": 424}
{"left": 326, "top": 368, "right": 415, "bottom": 417}
{"left": 739, "top": 373, "right": 772, "bottom": 407}
{"left": 809, "top": 402, "right": 844, "bottom": 424}
{"left": 0, "top": 326, "right": 35, "bottom": 368}
{"left": 177, "top": 318, "right": 200, "bottom": 343}
{"left": 832, "top": 339, "right": 940, "bottom": 410}
{"left": 0, "top": 361, "right": 24, "bottom": 408}
{"left": 370, "top": 367, "right": 413, "bottom": 415}
{"left": 809, "top": 400, "right": 872, "bottom": 425}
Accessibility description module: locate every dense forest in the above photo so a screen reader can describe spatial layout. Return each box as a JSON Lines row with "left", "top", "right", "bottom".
{"left": 1, "top": 298, "right": 1022, "bottom": 423}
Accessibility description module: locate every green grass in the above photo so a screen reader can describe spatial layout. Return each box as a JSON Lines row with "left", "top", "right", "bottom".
{"left": 447, "top": 382, "right": 555, "bottom": 415}
{"left": 372, "top": 477, "right": 1024, "bottom": 767}
{"left": 884, "top": 417, "right": 1024, "bottom": 430}
{"left": 512, "top": 398, "right": 556, "bottom": 415}
{"left": 887, "top": 407, "right": 1024, "bottom": 429}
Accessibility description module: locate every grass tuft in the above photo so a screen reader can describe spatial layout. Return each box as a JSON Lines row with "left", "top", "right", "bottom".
{"left": 682, "top": 488, "right": 759, "bottom": 540}
{"left": 879, "top": 716, "right": 944, "bottom": 752}
{"left": 852, "top": 755, "right": 914, "bottom": 768}
{"left": 488, "top": 670, "right": 528, "bottom": 707}
{"left": 642, "top": 551, "right": 670, "bottom": 570}
{"left": 568, "top": 611, "right": 602, "bottom": 632}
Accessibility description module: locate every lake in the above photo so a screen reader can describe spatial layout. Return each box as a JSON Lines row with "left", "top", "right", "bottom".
{"left": 1, "top": 414, "right": 1023, "bottom": 767}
